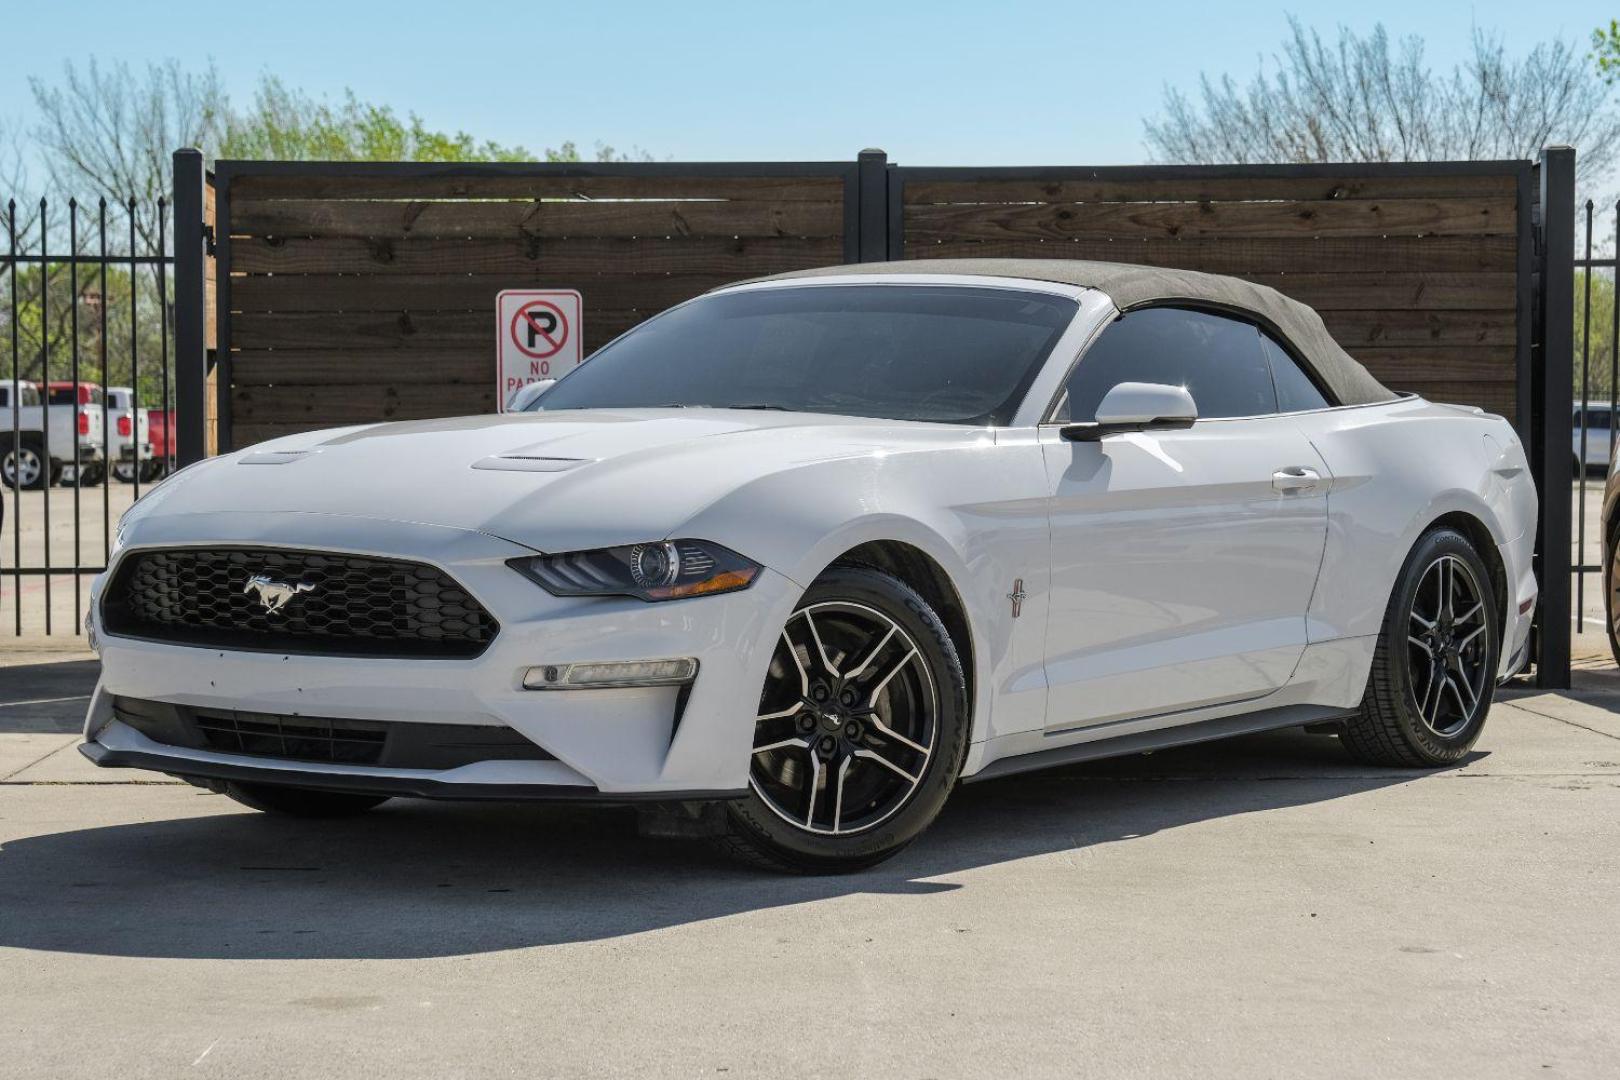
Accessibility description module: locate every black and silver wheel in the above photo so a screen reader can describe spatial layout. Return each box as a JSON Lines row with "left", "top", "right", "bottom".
{"left": 720, "top": 565, "right": 968, "bottom": 873}
{"left": 223, "top": 781, "right": 390, "bottom": 818}
{"left": 1342, "top": 527, "right": 1499, "bottom": 767}
{"left": 2, "top": 437, "right": 48, "bottom": 490}
{"left": 1608, "top": 519, "right": 1620, "bottom": 668}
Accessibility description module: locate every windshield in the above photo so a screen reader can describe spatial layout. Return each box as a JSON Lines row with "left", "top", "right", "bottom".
{"left": 532, "top": 284, "right": 1078, "bottom": 425}
{"left": 46, "top": 386, "right": 102, "bottom": 406}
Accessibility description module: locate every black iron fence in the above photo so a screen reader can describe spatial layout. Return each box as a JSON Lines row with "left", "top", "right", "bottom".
{"left": 1573, "top": 195, "right": 1619, "bottom": 638}
{"left": 1, "top": 195, "right": 175, "bottom": 636}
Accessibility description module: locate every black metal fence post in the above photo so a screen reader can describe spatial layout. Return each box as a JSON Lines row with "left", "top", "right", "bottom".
{"left": 1535, "top": 145, "right": 1576, "bottom": 688}
{"left": 172, "top": 148, "right": 207, "bottom": 467}
{"left": 857, "top": 148, "right": 888, "bottom": 263}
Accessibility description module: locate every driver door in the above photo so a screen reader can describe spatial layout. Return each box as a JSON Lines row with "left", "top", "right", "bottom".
{"left": 1039, "top": 306, "right": 1330, "bottom": 733}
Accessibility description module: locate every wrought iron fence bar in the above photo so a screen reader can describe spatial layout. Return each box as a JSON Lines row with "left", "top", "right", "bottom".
{"left": 98, "top": 199, "right": 110, "bottom": 567}
{"left": 69, "top": 198, "right": 82, "bottom": 629}
{"left": 8, "top": 198, "right": 19, "bottom": 635}
{"left": 5, "top": 567, "right": 109, "bottom": 576}
{"left": 129, "top": 199, "right": 140, "bottom": 505}
{"left": 0, "top": 254, "right": 172, "bottom": 266}
{"left": 38, "top": 198, "right": 51, "bottom": 635}
{"left": 158, "top": 198, "right": 171, "bottom": 474}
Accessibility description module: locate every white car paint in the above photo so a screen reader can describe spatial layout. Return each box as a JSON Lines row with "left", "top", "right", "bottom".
{"left": 81, "top": 273, "right": 1539, "bottom": 801}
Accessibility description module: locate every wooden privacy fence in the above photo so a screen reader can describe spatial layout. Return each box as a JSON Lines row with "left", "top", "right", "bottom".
{"left": 181, "top": 152, "right": 1536, "bottom": 454}
{"left": 206, "top": 158, "right": 865, "bottom": 450}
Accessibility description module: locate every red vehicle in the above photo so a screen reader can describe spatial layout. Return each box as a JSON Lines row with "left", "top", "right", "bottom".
{"left": 147, "top": 409, "right": 175, "bottom": 478}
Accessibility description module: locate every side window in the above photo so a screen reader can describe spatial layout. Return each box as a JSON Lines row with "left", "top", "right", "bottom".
{"left": 1259, "top": 330, "right": 1332, "bottom": 412}
{"left": 1056, "top": 306, "right": 1277, "bottom": 423}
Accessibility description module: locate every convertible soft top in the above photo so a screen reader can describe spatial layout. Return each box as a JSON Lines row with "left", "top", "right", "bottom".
{"left": 748, "top": 258, "right": 1398, "bottom": 408}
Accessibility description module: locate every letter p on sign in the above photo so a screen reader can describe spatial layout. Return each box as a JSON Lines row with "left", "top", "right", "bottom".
{"left": 497, "top": 289, "right": 583, "bottom": 411}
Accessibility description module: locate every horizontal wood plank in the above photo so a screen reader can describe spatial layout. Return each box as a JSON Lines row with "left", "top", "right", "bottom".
{"left": 901, "top": 236, "right": 1516, "bottom": 273}
{"left": 905, "top": 198, "right": 1516, "bottom": 241}
{"left": 231, "top": 235, "right": 844, "bottom": 276}
{"left": 230, "top": 383, "right": 496, "bottom": 425}
{"left": 1320, "top": 310, "right": 1516, "bottom": 348}
{"left": 230, "top": 198, "right": 844, "bottom": 240}
{"left": 233, "top": 351, "right": 494, "bottom": 387}
{"left": 232, "top": 310, "right": 645, "bottom": 352}
{"left": 904, "top": 172, "right": 1520, "bottom": 205}
{"left": 229, "top": 269, "right": 1516, "bottom": 315}
{"left": 230, "top": 273, "right": 724, "bottom": 313}
{"left": 1353, "top": 347, "right": 1516, "bottom": 383}
{"left": 229, "top": 173, "right": 845, "bottom": 202}
{"left": 1244, "top": 272, "right": 1517, "bottom": 311}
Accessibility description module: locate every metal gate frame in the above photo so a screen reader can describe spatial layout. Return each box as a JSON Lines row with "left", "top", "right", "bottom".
{"left": 168, "top": 146, "right": 1577, "bottom": 685}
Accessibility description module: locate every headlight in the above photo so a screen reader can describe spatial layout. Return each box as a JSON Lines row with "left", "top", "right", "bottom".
{"left": 508, "top": 540, "right": 761, "bottom": 601}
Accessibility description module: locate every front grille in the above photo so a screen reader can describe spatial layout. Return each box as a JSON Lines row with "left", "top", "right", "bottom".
{"left": 113, "top": 697, "right": 553, "bottom": 769}
{"left": 101, "top": 547, "right": 499, "bottom": 658}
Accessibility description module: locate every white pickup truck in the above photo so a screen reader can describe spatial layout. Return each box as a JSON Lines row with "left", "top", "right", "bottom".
{"left": 1, "top": 379, "right": 108, "bottom": 489}
{"left": 106, "top": 386, "right": 156, "bottom": 483}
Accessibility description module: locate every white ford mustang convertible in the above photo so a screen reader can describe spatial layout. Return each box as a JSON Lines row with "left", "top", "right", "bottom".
{"left": 82, "top": 260, "right": 1539, "bottom": 872}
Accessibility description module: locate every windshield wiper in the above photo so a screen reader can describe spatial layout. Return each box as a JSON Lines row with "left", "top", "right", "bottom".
{"left": 720, "top": 403, "right": 794, "bottom": 411}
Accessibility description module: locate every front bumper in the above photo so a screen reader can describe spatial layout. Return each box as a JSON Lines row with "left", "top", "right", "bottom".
{"left": 83, "top": 510, "right": 801, "bottom": 799}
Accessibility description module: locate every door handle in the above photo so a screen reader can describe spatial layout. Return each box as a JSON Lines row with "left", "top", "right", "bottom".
{"left": 1272, "top": 466, "right": 1321, "bottom": 493}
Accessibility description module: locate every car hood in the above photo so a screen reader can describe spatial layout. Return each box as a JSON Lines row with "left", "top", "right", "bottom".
{"left": 131, "top": 409, "right": 981, "bottom": 553}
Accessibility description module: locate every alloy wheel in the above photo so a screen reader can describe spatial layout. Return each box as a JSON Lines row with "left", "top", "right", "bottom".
{"left": 751, "top": 601, "right": 938, "bottom": 836}
{"left": 1405, "top": 554, "right": 1490, "bottom": 737}
{"left": 3, "top": 447, "right": 41, "bottom": 488}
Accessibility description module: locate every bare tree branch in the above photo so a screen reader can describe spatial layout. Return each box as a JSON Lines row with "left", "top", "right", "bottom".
{"left": 1145, "top": 19, "right": 1620, "bottom": 186}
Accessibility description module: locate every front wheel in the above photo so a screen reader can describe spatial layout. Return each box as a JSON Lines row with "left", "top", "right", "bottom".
{"left": 718, "top": 565, "right": 969, "bottom": 873}
{"left": 1341, "top": 527, "right": 1500, "bottom": 767}
{"left": 2, "top": 437, "right": 49, "bottom": 490}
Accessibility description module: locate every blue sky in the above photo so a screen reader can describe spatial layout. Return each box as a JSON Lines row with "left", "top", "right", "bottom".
{"left": 0, "top": 0, "right": 1611, "bottom": 165}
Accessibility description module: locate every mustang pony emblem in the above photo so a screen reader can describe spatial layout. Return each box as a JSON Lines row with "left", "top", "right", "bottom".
{"left": 242, "top": 575, "right": 316, "bottom": 614}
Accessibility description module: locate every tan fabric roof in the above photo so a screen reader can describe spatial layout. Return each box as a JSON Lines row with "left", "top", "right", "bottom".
{"left": 749, "top": 258, "right": 1397, "bottom": 407}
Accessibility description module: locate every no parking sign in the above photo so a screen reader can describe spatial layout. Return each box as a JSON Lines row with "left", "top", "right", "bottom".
{"left": 497, "top": 289, "right": 583, "bottom": 410}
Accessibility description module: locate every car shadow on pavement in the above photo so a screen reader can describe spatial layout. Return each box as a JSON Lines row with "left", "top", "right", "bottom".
{"left": 0, "top": 726, "right": 1465, "bottom": 961}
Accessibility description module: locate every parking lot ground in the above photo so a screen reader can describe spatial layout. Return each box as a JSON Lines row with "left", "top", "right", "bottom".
{"left": 1, "top": 656, "right": 1618, "bottom": 1078}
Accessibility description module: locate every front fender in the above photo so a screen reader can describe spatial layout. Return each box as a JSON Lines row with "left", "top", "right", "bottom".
{"left": 675, "top": 437, "right": 1052, "bottom": 746}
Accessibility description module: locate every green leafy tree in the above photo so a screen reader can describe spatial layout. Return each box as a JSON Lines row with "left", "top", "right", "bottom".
{"left": 1594, "top": 20, "right": 1620, "bottom": 84}
{"left": 1576, "top": 269, "right": 1618, "bottom": 404}
{"left": 0, "top": 259, "right": 169, "bottom": 406}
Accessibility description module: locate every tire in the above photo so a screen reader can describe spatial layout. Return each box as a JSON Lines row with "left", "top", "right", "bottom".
{"left": 2, "top": 435, "right": 49, "bottom": 490}
{"left": 1607, "top": 518, "right": 1620, "bottom": 669}
{"left": 112, "top": 461, "right": 136, "bottom": 483}
{"left": 718, "top": 565, "right": 970, "bottom": 873}
{"left": 75, "top": 464, "right": 105, "bottom": 487}
{"left": 222, "top": 781, "right": 391, "bottom": 818}
{"left": 1341, "top": 527, "right": 1500, "bottom": 767}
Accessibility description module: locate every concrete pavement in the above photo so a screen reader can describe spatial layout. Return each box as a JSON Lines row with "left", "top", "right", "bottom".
{"left": 1, "top": 653, "right": 1618, "bottom": 1078}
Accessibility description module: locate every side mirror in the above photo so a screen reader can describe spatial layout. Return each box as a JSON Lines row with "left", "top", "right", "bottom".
{"left": 1060, "top": 382, "right": 1198, "bottom": 442}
